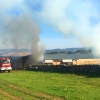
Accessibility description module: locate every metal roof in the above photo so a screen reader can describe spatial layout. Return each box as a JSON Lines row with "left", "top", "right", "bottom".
{"left": 44, "top": 54, "right": 95, "bottom": 59}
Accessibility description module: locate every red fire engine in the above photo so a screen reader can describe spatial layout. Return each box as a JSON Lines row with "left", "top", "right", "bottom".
{"left": 0, "top": 57, "right": 12, "bottom": 73}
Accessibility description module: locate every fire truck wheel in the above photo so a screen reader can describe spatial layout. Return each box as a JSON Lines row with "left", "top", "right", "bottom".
{"left": 8, "top": 70, "right": 10, "bottom": 73}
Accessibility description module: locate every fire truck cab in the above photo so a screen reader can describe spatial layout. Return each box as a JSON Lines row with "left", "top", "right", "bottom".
{"left": 0, "top": 57, "right": 12, "bottom": 73}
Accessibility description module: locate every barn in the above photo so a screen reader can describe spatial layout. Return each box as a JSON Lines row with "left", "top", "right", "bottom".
{"left": 1, "top": 53, "right": 100, "bottom": 70}
{"left": 43, "top": 53, "right": 94, "bottom": 65}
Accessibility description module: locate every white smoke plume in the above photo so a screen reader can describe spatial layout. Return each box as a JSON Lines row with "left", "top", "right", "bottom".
{"left": 0, "top": 0, "right": 44, "bottom": 62}
{"left": 37, "top": 0, "right": 100, "bottom": 57}
{"left": 0, "top": 0, "right": 100, "bottom": 59}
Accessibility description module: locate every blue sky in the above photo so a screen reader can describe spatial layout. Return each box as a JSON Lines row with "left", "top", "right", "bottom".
{"left": 0, "top": 0, "right": 100, "bottom": 52}
{"left": 33, "top": 0, "right": 100, "bottom": 50}
{"left": 39, "top": 23, "right": 83, "bottom": 49}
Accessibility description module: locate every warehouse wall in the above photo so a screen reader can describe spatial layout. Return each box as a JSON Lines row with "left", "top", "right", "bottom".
{"left": 73, "top": 59, "right": 100, "bottom": 65}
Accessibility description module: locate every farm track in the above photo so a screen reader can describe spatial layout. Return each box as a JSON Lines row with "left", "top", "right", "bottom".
{"left": 0, "top": 89, "right": 21, "bottom": 100}
{"left": 0, "top": 80, "right": 64, "bottom": 100}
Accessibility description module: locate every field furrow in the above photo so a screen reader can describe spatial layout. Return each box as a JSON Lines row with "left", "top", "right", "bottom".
{"left": 0, "top": 71, "right": 100, "bottom": 100}
{"left": 0, "top": 80, "right": 63, "bottom": 100}
{"left": 0, "top": 89, "right": 22, "bottom": 100}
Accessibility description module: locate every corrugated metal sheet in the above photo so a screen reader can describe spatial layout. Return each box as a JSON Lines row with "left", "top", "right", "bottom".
{"left": 44, "top": 54, "right": 94, "bottom": 59}
{"left": 62, "top": 59, "right": 72, "bottom": 62}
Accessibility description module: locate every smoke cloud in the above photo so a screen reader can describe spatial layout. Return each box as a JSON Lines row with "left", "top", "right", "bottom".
{"left": 0, "top": 0, "right": 44, "bottom": 62}
{"left": 0, "top": 0, "right": 100, "bottom": 60}
{"left": 37, "top": 0, "right": 100, "bottom": 57}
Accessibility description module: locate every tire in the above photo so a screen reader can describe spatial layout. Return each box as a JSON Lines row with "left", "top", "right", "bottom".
{"left": 8, "top": 70, "right": 10, "bottom": 73}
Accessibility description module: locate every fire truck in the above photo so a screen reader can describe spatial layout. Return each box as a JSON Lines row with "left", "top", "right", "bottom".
{"left": 0, "top": 57, "right": 12, "bottom": 73}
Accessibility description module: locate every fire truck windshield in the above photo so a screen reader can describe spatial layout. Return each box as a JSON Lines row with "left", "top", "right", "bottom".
{"left": 1, "top": 60, "right": 10, "bottom": 63}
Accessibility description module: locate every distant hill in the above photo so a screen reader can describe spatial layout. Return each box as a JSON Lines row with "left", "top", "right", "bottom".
{"left": 0, "top": 47, "right": 92, "bottom": 56}
{"left": 46, "top": 48, "right": 82, "bottom": 52}
{"left": 0, "top": 49, "right": 30, "bottom": 52}
{"left": 45, "top": 47, "right": 92, "bottom": 54}
{"left": 0, "top": 49, "right": 30, "bottom": 55}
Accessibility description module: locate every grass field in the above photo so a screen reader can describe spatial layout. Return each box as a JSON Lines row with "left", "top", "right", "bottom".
{"left": 0, "top": 70, "right": 100, "bottom": 100}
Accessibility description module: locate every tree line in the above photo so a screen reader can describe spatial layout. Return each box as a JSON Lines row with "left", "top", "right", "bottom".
{"left": 46, "top": 49, "right": 91, "bottom": 54}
